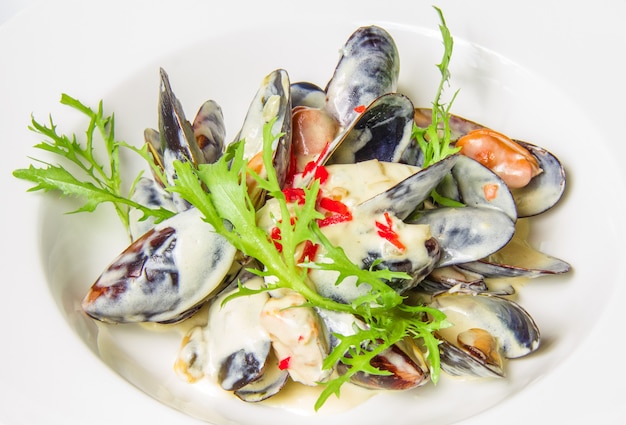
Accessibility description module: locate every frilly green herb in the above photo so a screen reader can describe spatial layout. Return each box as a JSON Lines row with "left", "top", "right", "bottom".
{"left": 12, "top": 94, "right": 174, "bottom": 238}
{"left": 169, "top": 119, "right": 448, "bottom": 410}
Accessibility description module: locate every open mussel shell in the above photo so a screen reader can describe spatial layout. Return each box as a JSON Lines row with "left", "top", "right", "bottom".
{"left": 233, "top": 68, "right": 292, "bottom": 192}
{"left": 511, "top": 140, "right": 566, "bottom": 217}
{"left": 206, "top": 269, "right": 272, "bottom": 392}
{"left": 430, "top": 293, "right": 540, "bottom": 360}
{"left": 159, "top": 68, "right": 228, "bottom": 211}
{"left": 358, "top": 154, "right": 459, "bottom": 220}
{"left": 316, "top": 309, "right": 430, "bottom": 390}
{"left": 325, "top": 25, "right": 400, "bottom": 128}
{"left": 336, "top": 338, "right": 430, "bottom": 390}
{"left": 297, "top": 93, "right": 417, "bottom": 188}
{"left": 233, "top": 350, "right": 289, "bottom": 402}
{"left": 159, "top": 68, "right": 205, "bottom": 174}
{"left": 459, "top": 257, "right": 570, "bottom": 279}
{"left": 419, "top": 266, "right": 489, "bottom": 295}
{"left": 192, "top": 99, "right": 226, "bottom": 165}
{"left": 458, "top": 218, "right": 571, "bottom": 278}
{"left": 81, "top": 208, "right": 238, "bottom": 324}
{"left": 290, "top": 81, "right": 326, "bottom": 109}
{"left": 326, "top": 93, "right": 416, "bottom": 165}
{"left": 414, "top": 108, "right": 566, "bottom": 217}
{"left": 408, "top": 206, "right": 516, "bottom": 268}
{"left": 438, "top": 339, "right": 504, "bottom": 378}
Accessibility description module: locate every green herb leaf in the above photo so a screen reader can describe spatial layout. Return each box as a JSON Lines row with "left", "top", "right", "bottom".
{"left": 412, "top": 6, "right": 461, "bottom": 168}
{"left": 170, "top": 119, "right": 448, "bottom": 410}
{"left": 12, "top": 94, "right": 175, "bottom": 237}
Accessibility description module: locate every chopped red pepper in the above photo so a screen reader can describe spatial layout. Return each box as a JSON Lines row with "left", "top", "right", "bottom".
{"left": 375, "top": 212, "right": 406, "bottom": 252}
{"left": 283, "top": 187, "right": 306, "bottom": 205}
{"left": 278, "top": 357, "right": 291, "bottom": 370}
{"left": 302, "top": 142, "right": 331, "bottom": 180}
{"left": 314, "top": 164, "right": 329, "bottom": 184}
{"left": 319, "top": 197, "right": 350, "bottom": 214}
{"left": 354, "top": 104, "right": 366, "bottom": 113}
{"left": 298, "top": 240, "right": 319, "bottom": 263}
{"left": 270, "top": 226, "right": 283, "bottom": 252}
{"left": 317, "top": 197, "right": 352, "bottom": 227}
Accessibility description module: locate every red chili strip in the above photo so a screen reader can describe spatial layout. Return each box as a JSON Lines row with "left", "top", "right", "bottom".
{"left": 317, "top": 197, "right": 352, "bottom": 227}
{"left": 354, "top": 104, "right": 366, "bottom": 113}
{"left": 319, "top": 197, "right": 349, "bottom": 214}
{"left": 270, "top": 226, "right": 282, "bottom": 252}
{"left": 278, "top": 357, "right": 291, "bottom": 370}
{"left": 283, "top": 187, "right": 306, "bottom": 205}
{"left": 302, "top": 142, "right": 331, "bottom": 179}
{"left": 298, "top": 240, "right": 319, "bottom": 264}
{"left": 375, "top": 212, "right": 406, "bottom": 252}
{"left": 314, "top": 164, "right": 329, "bottom": 184}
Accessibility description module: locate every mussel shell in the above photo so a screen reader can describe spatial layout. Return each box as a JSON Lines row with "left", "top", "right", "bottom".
{"left": 129, "top": 176, "right": 176, "bottom": 240}
{"left": 419, "top": 266, "right": 488, "bottom": 295}
{"left": 459, "top": 255, "right": 571, "bottom": 278}
{"left": 290, "top": 81, "right": 326, "bottom": 109}
{"left": 326, "top": 93, "right": 416, "bottom": 165}
{"left": 159, "top": 68, "right": 204, "bottom": 173}
{"left": 457, "top": 218, "right": 571, "bottom": 278}
{"left": 414, "top": 108, "right": 566, "bottom": 217}
{"left": 511, "top": 140, "right": 566, "bottom": 217}
{"left": 234, "top": 68, "right": 292, "bottom": 190}
{"left": 430, "top": 293, "right": 540, "bottom": 359}
{"left": 325, "top": 25, "right": 400, "bottom": 128}
{"left": 81, "top": 208, "right": 237, "bottom": 324}
{"left": 314, "top": 308, "right": 366, "bottom": 350}
{"left": 357, "top": 154, "right": 459, "bottom": 220}
{"left": 233, "top": 351, "right": 289, "bottom": 402}
{"left": 192, "top": 99, "right": 226, "bottom": 165}
{"left": 407, "top": 206, "right": 516, "bottom": 268}
{"left": 451, "top": 155, "right": 518, "bottom": 222}
{"left": 337, "top": 341, "right": 429, "bottom": 390}
{"left": 438, "top": 339, "right": 504, "bottom": 378}
{"left": 206, "top": 270, "right": 272, "bottom": 391}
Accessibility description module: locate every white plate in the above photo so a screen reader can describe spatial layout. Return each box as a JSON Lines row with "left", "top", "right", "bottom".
{"left": 1, "top": 1, "right": 625, "bottom": 424}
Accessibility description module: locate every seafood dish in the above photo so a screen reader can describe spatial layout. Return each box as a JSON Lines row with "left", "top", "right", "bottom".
{"left": 82, "top": 25, "right": 569, "bottom": 409}
{"left": 14, "top": 10, "right": 571, "bottom": 422}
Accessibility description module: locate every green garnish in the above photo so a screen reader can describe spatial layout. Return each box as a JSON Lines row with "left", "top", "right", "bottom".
{"left": 12, "top": 94, "right": 175, "bottom": 238}
{"left": 411, "top": 7, "right": 464, "bottom": 209}
{"left": 11, "top": 7, "right": 460, "bottom": 413}
{"left": 412, "top": 6, "right": 461, "bottom": 168}
{"left": 170, "top": 120, "right": 448, "bottom": 410}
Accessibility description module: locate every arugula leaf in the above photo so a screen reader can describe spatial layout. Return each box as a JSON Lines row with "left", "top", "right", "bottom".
{"left": 12, "top": 94, "right": 175, "bottom": 237}
{"left": 170, "top": 119, "right": 448, "bottom": 410}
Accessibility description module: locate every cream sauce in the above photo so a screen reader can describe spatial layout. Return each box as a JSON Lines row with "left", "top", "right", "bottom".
{"left": 204, "top": 276, "right": 271, "bottom": 389}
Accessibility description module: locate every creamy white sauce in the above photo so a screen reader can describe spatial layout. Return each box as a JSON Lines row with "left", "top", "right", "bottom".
{"left": 322, "top": 159, "right": 419, "bottom": 207}
{"left": 205, "top": 276, "right": 271, "bottom": 389}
